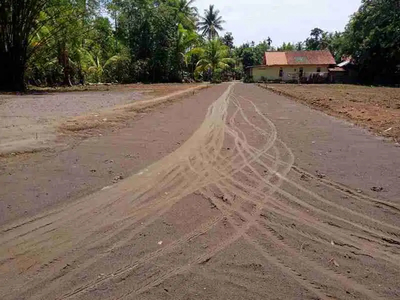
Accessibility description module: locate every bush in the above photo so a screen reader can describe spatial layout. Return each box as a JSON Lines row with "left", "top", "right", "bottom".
{"left": 211, "top": 69, "right": 223, "bottom": 83}
{"left": 243, "top": 74, "right": 254, "bottom": 83}
{"left": 130, "top": 59, "right": 151, "bottom": 82}
{"left": 104, "top": 58, "right": 132, "bottom": 84}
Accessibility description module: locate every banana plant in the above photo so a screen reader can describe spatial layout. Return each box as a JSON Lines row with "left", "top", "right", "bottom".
{"left": 79, "top": 48, "right": 127, "bottom": 82}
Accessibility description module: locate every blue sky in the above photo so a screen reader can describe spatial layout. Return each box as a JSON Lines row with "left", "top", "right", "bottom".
{"left": 195, "top": 0, "right": 362, "bottom": 46}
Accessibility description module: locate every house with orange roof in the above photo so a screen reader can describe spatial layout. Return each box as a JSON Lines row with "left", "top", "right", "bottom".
{"left": 248, "top": 50, "right": 337, "bottom": 82}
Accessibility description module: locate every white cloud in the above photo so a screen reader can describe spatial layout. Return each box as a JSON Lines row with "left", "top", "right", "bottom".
{"left": 195, "top": 0, "right": 361, "bottom": 46}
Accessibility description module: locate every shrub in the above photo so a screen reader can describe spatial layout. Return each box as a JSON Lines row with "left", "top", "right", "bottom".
{"left": 243, "top": 74, "right": 254, "bottom": 83}
{"left": 211, "top": 69, "right": 223, "bottom": 83}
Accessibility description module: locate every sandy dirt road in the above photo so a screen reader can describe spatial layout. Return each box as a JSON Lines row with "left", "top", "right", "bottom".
{"left": 0, "top": 83, "right": 399, "bottom": 300}
{"left": 0, "top": 83, "right": 202, "bottom": 155}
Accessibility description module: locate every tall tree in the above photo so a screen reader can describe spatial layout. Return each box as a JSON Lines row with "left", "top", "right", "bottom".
{"left": 277, "top": 42, "right": 295, "bottom": 51}
{"left": 295, "top": 41, "right": 304, "bottom": 51}
{"left": 176, "top": 24, "right": 199, "bottom": 79}
{"left": 166, "top": 0, "right": 199, "bottom": 80}
{"left": 241, "top": 47, "right": 256, "bottom": 70}
{"left": 342, "top": 0, "right": 400, "bottom": 84}
{"left": 0, "top": 0, "right": 49, "bottom": 91}
{"left": 323, "top": 31, "right": 343, "bottom": 62}
{"left": 235, "top": 40, "right": 274, "bottom": 72}
{"left": 1, "top": 0, "right": 242, "bottom": 88}
{"left": 253, "top": 40, "right": 273, "bottom": 63}
{"left": 0, "top": 0, "right": 107, "bottom": 90}
{"left": 168, "top": 0, "right": 198, "bottom": 30}
{"left": 222, "top": 32, "right": 234, "bottom": 49}
{"left": 105, "top": 0, "right": 122, "bottom": 43}
{"left": 198, "top": 4, "right": 224, "bottom": 40}
{"left": 305, "top": 27, "right": 324, "bottom": 50}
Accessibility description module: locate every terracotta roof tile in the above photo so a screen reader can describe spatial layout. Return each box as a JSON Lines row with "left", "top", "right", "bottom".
{"left": 265, "top": 52, "right": 287, "bottom": 65}
{"left": 264, "top": 50, "right": 335, "bottom": 66}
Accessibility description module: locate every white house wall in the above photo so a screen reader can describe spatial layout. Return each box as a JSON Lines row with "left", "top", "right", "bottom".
{"left": 252, "top": 65, "right": 329, "bottom": 82}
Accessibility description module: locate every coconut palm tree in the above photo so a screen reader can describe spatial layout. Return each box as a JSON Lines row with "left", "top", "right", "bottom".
{"left": 174, "top": 0, "right": 198, "bottom": 30}
{"left": 166, "top": 0, "right": 198, "bottom": 30}
{"left": 267, "top": 37, "right": 272, "bottom": 47}
{"left": 198, "top": 4, "right": 224, "bottom": 40}
{"left": 192, "top": 39, "right": 234, "bottom": 80}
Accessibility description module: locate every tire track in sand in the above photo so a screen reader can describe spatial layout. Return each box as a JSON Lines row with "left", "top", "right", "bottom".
{"left": 1, "top": 83, "right": 399, "bottom": 300}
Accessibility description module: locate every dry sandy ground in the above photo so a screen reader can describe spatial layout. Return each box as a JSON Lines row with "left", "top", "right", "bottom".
{"left": 261, "top": 84, "right": 400, "bottom": 142}
{"left": 0, "top": 83, "right": 399, "bottom": 300}
{"left": 0, "top": 84, "right": 216, "bottom": 224}
{"left": 0, "top": 84, "right": 201, "bottom": 155}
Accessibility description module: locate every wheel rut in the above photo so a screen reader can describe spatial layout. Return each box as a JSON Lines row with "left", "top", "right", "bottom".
{"left": 0, "top": 83, "right": 399, "bottom": 300}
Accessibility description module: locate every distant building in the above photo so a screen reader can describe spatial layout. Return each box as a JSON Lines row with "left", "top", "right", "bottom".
{"left": 335, "top": 59, "right": 359, "bottom": 83}
{"left": 248, "top": 50, "right": 336, "bottom": 82}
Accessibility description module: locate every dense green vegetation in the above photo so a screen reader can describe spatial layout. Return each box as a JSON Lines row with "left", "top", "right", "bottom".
{"left": 0, "top": 0, "right": 398, "bottom": 91}
{"left": 341, "top": 0, "right": 400, "bottom": 84}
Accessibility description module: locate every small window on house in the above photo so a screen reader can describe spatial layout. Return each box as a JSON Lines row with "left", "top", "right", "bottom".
{"left": 279, "top": 67, "right": 283, "bottom": 77}
{"left": 317, "top": 67, "right": 321, "bottom": 73}
{"left": 294, "top": 69, "right": 297, "bottom": 72}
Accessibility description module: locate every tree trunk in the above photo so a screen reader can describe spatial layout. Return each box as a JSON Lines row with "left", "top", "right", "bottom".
{"left": 63, "top": 67, "right": 72, "bottom": 86}
{"left": 114, "top": 11, "right": 118, "bottom": 51}
{"left": 0, "top": 47, "right": 27, "bottom": 92}
{"left": 59, "top": 44, "right": 72, "bottom": 86}
{"left": 0, "top": 0, "right": 46, "bottom": 92}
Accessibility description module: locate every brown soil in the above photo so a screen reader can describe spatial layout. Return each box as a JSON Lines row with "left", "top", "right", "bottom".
{"left": 261, "top": 83, "right": 400, "bottom": 142}
{"left": 0, "top": 83, "right": 399, "bottom": 300}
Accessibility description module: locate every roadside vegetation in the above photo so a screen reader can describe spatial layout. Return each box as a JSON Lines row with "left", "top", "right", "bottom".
{"left": 0, "top": 0, "right": 399, "bottom": 91}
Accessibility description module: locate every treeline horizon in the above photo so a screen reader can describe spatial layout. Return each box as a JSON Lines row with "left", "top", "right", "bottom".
{"left": 0, "top": 0, "right": 398, "bottom": 91}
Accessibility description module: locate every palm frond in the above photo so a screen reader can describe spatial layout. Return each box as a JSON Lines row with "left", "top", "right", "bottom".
{"left": 103, "top": 55, "right": 126, "bottom": 68}
{"left": 198, "top": 4, "right": 225, "bottom": 40}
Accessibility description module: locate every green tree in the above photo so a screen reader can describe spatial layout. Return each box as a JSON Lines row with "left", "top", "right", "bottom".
{"left": 277, "top": 42, "right": 295, "bottom": 51}
{"left": 89, "top": 17, "right": 117, "bottom": 61}
{"left": 324, "top": 31, "right": 344, "bottom": 62}
{"left": 342, "top": 0, "right": 400, "bottom": 84}
{"left": 305, "top": 27, "right": 324, "bottom": 50}
{"left": 168, "top": 0, "right": 199, "bottom": 80}
{"left": 0, "top": 0, "right": 119, "bottom": 90}
{"left": 79, "top": 49, "right": 128, "bottom": 82}
{"left": 1, "top": 0, "right": 237, "bottom": 89}
{"left": 167, "top": 0, "right": 198, "bottom": 30}
{"left": 198, "top": 5, "right": 225, "bottom": 40}
{"left": 240, "top": 47, "right": 256, "bottom": 69}
{"left": 254, "top": 40, "right": 273, "bottom": 62}
{"left": 193, "top": 39, "right": 234, "bottom": 81}
{"left": 222, "top": 32, "right": 234, "bottom": 49}
{"left": 0, "top": 0, "right": 50, "bottom": 91}
{"left": 266, "top": 37, "right": 272, "bottom": 47}
{"left": 117, "top": 0, "right": 177, "bottom": 82}
{"left": 38, "top": 0, "right": 92, "bottom": 86}
{"left": 176, "top": 24, "right": 200, "bottom": 80}
{"left": 235, "top": 40, "right": 273, "bottom": 72}
{"left": 295, "top": 41, "right": 304, "bottom": 51}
